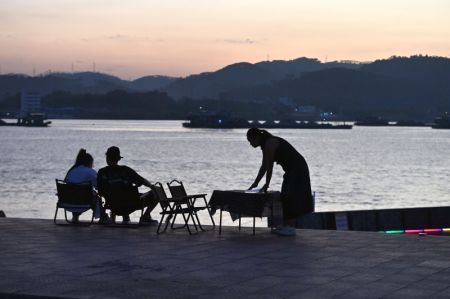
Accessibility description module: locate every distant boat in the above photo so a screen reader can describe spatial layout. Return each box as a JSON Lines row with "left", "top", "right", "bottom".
{"left": 0, "top": 91, "right": 52, "bottom": 127}
{"left": 182, "top": 112, "right": 352, "bottom": 129}
{"left": 355, "top": 117, "right": 430, "bottom": 127}
{"left": 0, "top": 113, "right": 51, "bottom": 127}
{"left": 354, "top": 117, "right": 389, "bottom": 126}
{"left": 432, "top": 113, "right": 450, "bottom": 129}
{"left": 393, "top": 120, "right": 427, "bottom": 127}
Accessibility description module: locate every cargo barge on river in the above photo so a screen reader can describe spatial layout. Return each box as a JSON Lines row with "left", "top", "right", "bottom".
{"left": 0, "top": 91, "right": 51, "bottom": 127}
{"left": 183, "top": 113, "right": 352, "bottom": 129}
{"left": 0, "top": 113, "right": 51, "bottom": 127}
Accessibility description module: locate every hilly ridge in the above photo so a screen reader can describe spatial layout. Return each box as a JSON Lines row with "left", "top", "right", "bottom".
{"left": 164, "top": 57, "right": 362, "bottom": 99}
{"left": 1, "top": 55, "right": 449, "bottom": 120}
{"left": 0, "top": 72, "right": 177, "bottom": 99}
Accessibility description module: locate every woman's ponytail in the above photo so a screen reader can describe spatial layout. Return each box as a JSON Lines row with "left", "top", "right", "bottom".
{"left": 75, "top": 149, "right": 87, "bottom": 165}
{"left": 65, "top": 148, "right": 91, "bottom": 179}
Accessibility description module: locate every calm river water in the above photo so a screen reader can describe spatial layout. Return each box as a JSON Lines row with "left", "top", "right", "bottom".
{"left": 0, "top": 120, "right": 449, "bottom": 226}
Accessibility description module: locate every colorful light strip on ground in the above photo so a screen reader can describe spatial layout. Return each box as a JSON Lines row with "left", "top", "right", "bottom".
{"left": 383, "top": 228, "right": 450, "bottom": 234}
{"left": 424, "top": 228, "right": 443, "bottom": 233}
{"left": 405, "top": 229, "right": 422, "bottom": 234}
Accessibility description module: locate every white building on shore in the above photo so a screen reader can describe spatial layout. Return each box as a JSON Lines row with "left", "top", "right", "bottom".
{"left": 20, "top": 91, "right": 42, "bottom": 117}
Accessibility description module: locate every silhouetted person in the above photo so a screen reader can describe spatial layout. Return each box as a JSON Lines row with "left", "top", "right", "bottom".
{"left": 247, "top": 128, "right": 313, "bottom": 236}
{"left": 65, "top": 148, "right": 108, "bottom": 223}
{"left": 97, "top": 146, "right": 158, "bottom": 224}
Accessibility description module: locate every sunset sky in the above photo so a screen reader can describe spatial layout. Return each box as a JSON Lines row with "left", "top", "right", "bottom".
{"left": 1, "top": 0, "right": 449, "bottom": 79}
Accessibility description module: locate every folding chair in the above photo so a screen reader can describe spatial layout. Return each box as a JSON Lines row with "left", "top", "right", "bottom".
{"left": 152, "top": 182, "right": 197, "bottom": 235}
{"left": 54, "top": 179, "right": 95, "bottom": 226}
{"left": 101, "top": 180, "right": 145, "bottom": 227}
{"left": 167, "top": 180, "right": 215, "bottom": 231}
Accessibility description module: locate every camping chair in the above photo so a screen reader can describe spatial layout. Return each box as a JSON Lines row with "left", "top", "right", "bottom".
{"left": 101, "top": 179, "right": 145, "bottom": 227}
{"left": 167, "top": 180, "right": 215, "bottom": 231}
{"left": 152, "top": 182, "right": 197, "bottom": 235}
{"left": 54, "top": 179, "right": 95, "bottom": 226}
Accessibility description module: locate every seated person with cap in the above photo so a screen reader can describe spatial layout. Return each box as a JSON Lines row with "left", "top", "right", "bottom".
{"left": 97, "top": 146, "right": 158, "bottom": 224}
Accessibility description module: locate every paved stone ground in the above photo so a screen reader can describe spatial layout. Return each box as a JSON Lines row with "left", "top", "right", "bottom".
{"left": 1, "top": 218, "right": 450, "bottom": 299}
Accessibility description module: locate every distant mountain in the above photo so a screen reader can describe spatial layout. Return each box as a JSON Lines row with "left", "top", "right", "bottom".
{"left": 255, "top": 57, "right": 361, "bottom": 79}
{"left": 361, "top": 55, "right": 450, "bottom": 82}
{"left": 50, "top": 72, "right": 125, "bottom": 85}
{"left": 164, "top": 57, "right": 363, "bottom": 99}
{"left": 0, "top": 72, "right": 177, "bottom": 100}
{"left": 2, "top": 55, "right": 449, "bottom": 121}
{"left": 164, "top": 62, "right": 274, "bottom": 99}
{"left": 222, "top": 55, "right": 450, "bottom": 119}
{"left": 128, "top": 76, "right": 177, "bottom": 91}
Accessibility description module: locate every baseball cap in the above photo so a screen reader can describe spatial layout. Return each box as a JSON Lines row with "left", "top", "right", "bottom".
{"left": 105, "top": 146, "right": 123, "bottom": 160}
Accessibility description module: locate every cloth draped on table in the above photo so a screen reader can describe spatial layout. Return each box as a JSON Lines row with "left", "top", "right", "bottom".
{"left": 209, "top": 190, "right": 282, "bottom": 221}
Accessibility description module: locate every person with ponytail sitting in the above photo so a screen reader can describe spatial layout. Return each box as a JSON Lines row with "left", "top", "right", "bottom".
{"left": 65, "top": 149, "right": 108, "bottom": 223}
{"left": 246, "top": 128, "right": 313, "bottom": 236}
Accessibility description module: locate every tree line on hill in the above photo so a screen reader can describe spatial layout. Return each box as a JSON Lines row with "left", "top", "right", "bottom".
{"left": 0, "top": 90, "right": 275, "bottom": 120}
{"left": 0, "top": 55, "right": 449, "bottom": 120}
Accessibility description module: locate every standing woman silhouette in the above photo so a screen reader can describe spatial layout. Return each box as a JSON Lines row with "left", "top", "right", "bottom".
{"left": 247, "top": 128, "right": 313, "bottom": 236}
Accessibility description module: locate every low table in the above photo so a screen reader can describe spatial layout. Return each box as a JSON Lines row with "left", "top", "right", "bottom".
{"left": 209, "top": 190, "right": 282, "bottom": 235}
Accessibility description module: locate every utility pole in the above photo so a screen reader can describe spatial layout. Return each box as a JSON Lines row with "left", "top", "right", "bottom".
{"left": 93, "top": 62, "right": 96, "bottom": 72}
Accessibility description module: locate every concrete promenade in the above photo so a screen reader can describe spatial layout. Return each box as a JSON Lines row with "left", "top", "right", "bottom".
{"left": 1, "top": 218, "right": 450, "bottom": 298}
